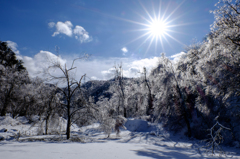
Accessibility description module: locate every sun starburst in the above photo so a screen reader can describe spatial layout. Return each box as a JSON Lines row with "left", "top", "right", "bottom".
{"left": 80, "top": 0, "right": 188, "bottom": 56}
{"left": 113, "top": 0, "right": 188, "bottom": 56}
{"left": 148, "top": 19, "right": 168, "bottom": 37}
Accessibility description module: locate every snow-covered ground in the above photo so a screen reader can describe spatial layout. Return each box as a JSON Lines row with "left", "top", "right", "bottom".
{"left": 0, "top": 116, "right": 240, "bottom": 159}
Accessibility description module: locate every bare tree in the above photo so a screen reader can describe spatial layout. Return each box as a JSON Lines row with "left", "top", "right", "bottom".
{"left": 201, "top": 115, "right": 231, "bottom": 156}
{"left": 47, "top": 55, "right": 89, "bottom": 139}
{"left": 40, "top": 85, "right": 62, "bottom": 135}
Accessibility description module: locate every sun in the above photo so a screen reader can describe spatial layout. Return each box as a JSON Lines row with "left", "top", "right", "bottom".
{"left": 148, "top": 19, "right": 168, "bottom": 37}
{"left": 93, "top": 0, "right": 186, "bottom": 55}
{"left": 114, "top": 0, "right": 187, "bottom": 55}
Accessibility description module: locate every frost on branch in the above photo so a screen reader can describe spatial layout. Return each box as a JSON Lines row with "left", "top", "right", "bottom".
{"left": 201, "top": 115, "right": 231, "bottom": 156}
{"left": 211, "top": 0, "right": 240, "bottom": 48}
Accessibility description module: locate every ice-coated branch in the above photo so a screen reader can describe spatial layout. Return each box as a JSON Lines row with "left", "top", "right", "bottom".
{"left": 202, "top": 116, "right": 231, "bottom": 156}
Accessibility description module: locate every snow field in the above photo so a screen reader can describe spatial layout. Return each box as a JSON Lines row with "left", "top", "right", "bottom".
{"left": 1, "top": 137, "right": 239, "bottom": 159}
{"left": 0, "top": 116, "right": 240, "bottom": 158}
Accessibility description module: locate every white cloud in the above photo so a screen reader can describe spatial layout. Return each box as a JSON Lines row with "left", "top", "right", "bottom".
{"left": 121, "top": 47, "right": 128, "bottom": 55}
{"left": 123, "top": 57, "right": 159, "bottom": 77}
{"left": 73, "top": 25, "right": 92, "bottom": 43}
{"left": 48, "top": 22, "right": 55, "bottom": 28}
{"left": 52, "top": 32, "right": 60, "bottom": 37}
{"left": 49, "top": 21, "right": 92, "bottom": 43}
{"left": 170, "top": 52, "right": 186, "bottom": 63}
{"left": 6, "top": 41, "right": 20, "bottom": 55}
{"left": 90, "top": 76, "right": 99, "bottom": 80}
{"left": 4, "top": 41, "right": 184, "bottom": 82}
{"left": 52, "top": 21, "right": 73, "bottom": 37}
{"left": 73, "top": 25, "right": 85, "bottom": 35}
{"left": 101, "top": 67, "right": 116, "bottom": 79}
{"left": 4, "top": 42, "right": 187, "bottom": 82}
{"left": 22, "top": 51, "right": 66, "bottom": 78}
{"left": 99, "top": 57, "right": 159, "bottom": 79}
{"left": 22, "top": 51, "right": 160, "bottom": 81}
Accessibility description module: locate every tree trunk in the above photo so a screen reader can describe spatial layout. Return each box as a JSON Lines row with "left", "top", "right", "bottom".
{"left": 177, "top": 86, "right": 192, "bottom": 138}
{"left": 143, "top": 67, "right": 153, "bottom": 116}
{"left": 146, "top": 94, "right": 153, "bottom": 116}
{"left": 1, "top": 85, "right": 14, "bottom": 116}
{"left": 1, "top": 106, "right": 7, "bottom": 116}
{"left": 183, "top": 111, "right": 191, "bottom": 137}
{"left": 66, "top": 118, "right": 70, "bottom": 139}
{"left": 170, "top": 62, "right": 192, "bottom": 138}
{"left": 1, "top": 100, "right": 9, "bottom": 116}
{"left": 45, "top": 114, "right": 50, "bottom": 135}
{"left": 124, "top": 107, "right": 127, "bottom": 118}
{"left": 66, "top": 103, "right": 71, "bottom": 139}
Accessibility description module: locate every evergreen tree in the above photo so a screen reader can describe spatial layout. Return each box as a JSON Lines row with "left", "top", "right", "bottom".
{"left": 0, "top": 41, "right": 25, "bottom": 71}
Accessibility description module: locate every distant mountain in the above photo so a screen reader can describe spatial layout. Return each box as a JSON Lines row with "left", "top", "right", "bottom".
{"left": 81, "top": 80, "right": 114, "bottom": 103}
{"left": 81, "top": 77, "right": 134, "bottom": 103}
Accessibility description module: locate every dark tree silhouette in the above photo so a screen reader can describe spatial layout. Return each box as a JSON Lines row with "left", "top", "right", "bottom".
{"left": 0, "top": 41, "right": 25, "bottom": 71}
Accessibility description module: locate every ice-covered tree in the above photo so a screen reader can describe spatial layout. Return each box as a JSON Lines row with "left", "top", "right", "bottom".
{"left": 0, "top": 41, "right": 29, "bottom": 116}
{"left": 113, "top": 64, "right": 127, "bottom": 117}
{"left": 0, "top": 65, "right": 29, "bottom": 116}
{"left": 35, "top": 80, "right": 63, "bottom": 135}
{"left": 151, "top": 54, "right": 192, "bottom": 137}
{"left": 47, "top": 55, "right": 95, "bottom": 139}
{"left": 211, "top": 0, "right": 240, "bottom": 48}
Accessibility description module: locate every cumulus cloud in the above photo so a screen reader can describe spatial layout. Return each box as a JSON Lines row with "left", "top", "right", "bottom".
{"left": 4, "top": 42, "right": 185, "bottom": 82}
{"left": 101, "top": 67, "right": 116, "bottom": 79}
{"left": 49, "top": 21, "right": 92, "bottom": 43}
{"left": 100, "top": 57, "right": 159, "bottom": 79}
{"left": 22, "top": 51, "right": 66, "bottom": 78}
{"left": 22, "top": 51, "right": 160, "bottom": 81}
{"left": 52, "top": 21, "right": 73, "bottom": 37}
{"left": 170, "top": 52, "right": 186, "bottom": 63}
{"left": 73, "top": 25, "right": 92, "bottom": 43}
{"left": 121, "top": 47, "right": 128, "bottom": 55}
{"left": 123, "top": 57, "right": 159, "bottom": 77}
{"left": 73, "top": 25, "right": 85, "bottom": 35}
{"left": 5, "top": 41, "right": 189, "bottom": 82}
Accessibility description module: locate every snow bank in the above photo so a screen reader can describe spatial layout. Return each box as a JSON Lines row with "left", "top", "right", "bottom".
{"left": 125, "top": 119, "right": 148, "bottom": 132}
{"left": 0, "top": 116, "right": 21, "bottom": 126}
{"left": 0, "top": 115, "right": 80, "bottom": 141}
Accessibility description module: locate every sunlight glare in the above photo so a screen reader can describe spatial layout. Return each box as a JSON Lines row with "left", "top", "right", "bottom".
{"left": 105, "top": 0, "right": 187, "bottom": 55}
{"left": 149, "top": 19, "right": 167, "bottom": 37}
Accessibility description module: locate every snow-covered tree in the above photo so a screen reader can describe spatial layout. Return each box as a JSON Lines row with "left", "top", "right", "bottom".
{"left": 211, "top": 0, "right": 240, "bottom": 48}
{"left": 0, "top": 65, "right": 29, "bottom": 116}
{"left": 151, "top": 54, "right": 192, "bottom": 137}
{"left": 141, "top": 67, "right": 154, "bottom": 116}
{"left": 113, "top": 64, "right": 127, "bottom": 117}
{"left": 47, "top": 56, "right": 95, "bottom": 139}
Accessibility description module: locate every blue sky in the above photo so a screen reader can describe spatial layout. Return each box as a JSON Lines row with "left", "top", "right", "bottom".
{"left": 1, "top": 0, "right": 217, "bottom": 80}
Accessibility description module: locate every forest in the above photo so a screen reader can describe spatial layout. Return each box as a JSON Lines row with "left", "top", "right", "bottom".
{"left": 1, "top": 0, "right": 240, "bottom": 152}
